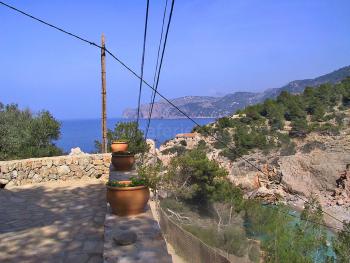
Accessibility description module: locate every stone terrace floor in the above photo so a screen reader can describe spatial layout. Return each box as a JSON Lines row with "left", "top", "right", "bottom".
{"left": 0, "top": 179, "right": 106, "bottom": 263}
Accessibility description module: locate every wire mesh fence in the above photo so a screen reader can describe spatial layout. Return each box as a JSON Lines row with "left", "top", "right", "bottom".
{"left": 158, "top": 205, "right": 232, "bottom": 263}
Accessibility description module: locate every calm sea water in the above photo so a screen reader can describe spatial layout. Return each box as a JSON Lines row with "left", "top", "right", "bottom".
{"left": 56, "top": 118, "right": 215, "bottom": 153}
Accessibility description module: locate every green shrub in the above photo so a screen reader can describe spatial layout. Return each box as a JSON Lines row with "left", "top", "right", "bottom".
{"left": 179, "top": 140, "right": 187, "bottom": 146}
{"left": 0, "top": 103, "right": 62, "bottom": 160}
{"left": 301, "top": 141, "right": 326, "bottom": 154}
{"left": 95, "top": 121, "right": 149, "bottom": 154}
{"left": 161, "top": 145, "right": 186, "bottom": 155}
{"left": 165, "top": 149, "right": 227, "bottom": 202}
{"left": 333, "top": 221, "right": 350, "bottom": 262}
{"left": 221, "top": 225, "right": 248, "bottom": 256}
{"left": 197, "top": 139, "right": 207, "bottom": 151}
{"left": 248, "top": 242, "right": 261, "bottom": 263}
{"left": 280, "top": 142, "right": 296, "bottom": 156}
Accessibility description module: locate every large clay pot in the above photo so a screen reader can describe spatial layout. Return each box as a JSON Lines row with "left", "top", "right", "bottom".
{"left": 111, "top": 153, "right": 135, "bottom": 171}
{"left": 107, "top": 181, "right": 150, "bottom": 216}
{"left": 111, "top": 141, "right": 128, "bottom": 152}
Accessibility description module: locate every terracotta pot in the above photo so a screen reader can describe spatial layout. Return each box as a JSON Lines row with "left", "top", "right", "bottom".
{"left": 111, "top": 141, "right": 128, "bottom": 152}
{"left": 106, "top": 181, "right": 150, "bottom": 216}
{"left": 111, "top": 153, "right": 135, "bottom": 171}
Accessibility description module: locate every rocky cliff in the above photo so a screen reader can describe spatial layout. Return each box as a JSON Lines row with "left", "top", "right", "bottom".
{"left": 155, "top": 109, "right": 350, "bottom": 229}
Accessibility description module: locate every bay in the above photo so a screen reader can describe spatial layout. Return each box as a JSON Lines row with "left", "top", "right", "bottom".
{"left": 56, "top": 118, "right": 215, "bottom": 153}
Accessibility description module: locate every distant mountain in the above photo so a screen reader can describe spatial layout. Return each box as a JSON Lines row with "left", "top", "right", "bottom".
{"left": 122, "top": 65, "right": 350, "bottom": 119}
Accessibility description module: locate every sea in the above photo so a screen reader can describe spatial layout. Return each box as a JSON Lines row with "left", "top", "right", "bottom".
{"left": 56, "top": 118, "right": 216, "bottom": 153}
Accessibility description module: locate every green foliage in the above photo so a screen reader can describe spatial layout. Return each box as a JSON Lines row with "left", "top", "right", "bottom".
{"left": 290, "top": 118, "right": 309, "bottom": 138}
{"left": 161, "top": 145, "right": 186, "bottom": 155}
{"left": 213, "top": 129, "right": 232, "bottom": 149}
{"left": 163, "top": 155, "right": 338, "bottom": 262}
{"left": 107, "top": 178, "right": 146, "bottom": 187}
{"left": 0, "top": 103, "right": 62, "bottom": 160}
{"left": 301, "top": 141, "right": 326, "bottom": 154}
{"left": 197, "top": 139, "right": 208, "bottom": 151}
{"left": 137, "top": 162, "right": 163, "bottom": 195}
{"left": 95, "top": 121, "right": 149, "bottom": 154}
{"left": 333, "top": 221, "right": 350, "bottom": 262}
{"left": 165, "top": 149, "right": 228, "bottom": 203}
{"left": 261, "top": 99, "right": 285, "bottom": 130}
{"left": 179, "top": 140, "right": 187, "bottom": 146}
{"left": 183, "top": 224, "right": 249, "bottom": 257}
{"left": 211, "top": 179, "right": 244, "bottom": 212}
{"left": 244, "top": 197, "right": 333, "bottom": 263}
{"left": 198, "top": 78, "right": 350, "bottom": 157}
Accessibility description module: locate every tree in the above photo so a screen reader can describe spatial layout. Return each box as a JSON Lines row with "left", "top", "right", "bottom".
{"left": 290, "top": 118, "right": 309, "bottom": 138}
{"left": 261, "top": 99, "right": 285, "bottom": 130}
{"left": 165, "top": 148, "right": 228, "bottom": 203}
{"left": 333, "top": 221, "right": 350, "bottom": 262}
{"left": 0, "top": 103, "right": 62, "bottom": 160}
{"left": 245, "top": 196, "right": 332, "bottom": 263}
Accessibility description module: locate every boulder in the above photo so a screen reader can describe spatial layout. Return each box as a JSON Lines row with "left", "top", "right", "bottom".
{"left": 32, "top": 174, "right": 42, "bottom": 183}
{"left": 69, "top": 147, "right": 85, "bottom": 155}
{"left": 0, "top": 178, "right": 9, "bottom": 185}
{"left": 57, "top": 165, "right": 70, "bottom": 176}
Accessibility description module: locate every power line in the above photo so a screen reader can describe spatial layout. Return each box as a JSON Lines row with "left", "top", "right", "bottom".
{"left": 294, "top": 193, "right": 345, "bottom": 225}
{"left": 1, "top": 0, "right": 346, "bottom": 229}
{"left": 0, "top": 1, "right": 100, "bottom": 48}
{"left": 136, "top": 0, "right": 150, "bottom": 126}
{"left": 144, "top": 0, "right": 175, "bottom": 139}
{"left": 148, "top": 0, "right": 169, "bottom": 120}
{"left": 264, "top": 204, "right": 349, "bottom": 233}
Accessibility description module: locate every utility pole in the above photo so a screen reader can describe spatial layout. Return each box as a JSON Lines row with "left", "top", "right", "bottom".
{"left": 101, "top": 33, "right": 107, "bottom": 153}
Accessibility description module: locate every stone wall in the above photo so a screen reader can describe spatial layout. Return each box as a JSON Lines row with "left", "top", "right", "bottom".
{"left": 0, "top": 153, "right": 111, "bottom": 188}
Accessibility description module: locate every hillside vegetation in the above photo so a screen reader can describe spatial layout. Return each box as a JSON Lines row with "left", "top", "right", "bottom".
{"left": 195, "top": 78, "right": 350, "bottom": 160}
{"left": 159, "top": 148, "right": 350, "bottom": 263}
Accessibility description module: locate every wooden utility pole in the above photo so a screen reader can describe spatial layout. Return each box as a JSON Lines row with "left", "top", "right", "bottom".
{"left": 101, "top": 33, "right": 107, "bottom": 153}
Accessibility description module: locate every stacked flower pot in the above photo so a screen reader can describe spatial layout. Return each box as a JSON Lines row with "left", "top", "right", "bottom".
{"left": 106, "top": 140, "right": 150, "bottom": 216}
{"left": 110, "top": 141, "right": 135, "bottom": 171}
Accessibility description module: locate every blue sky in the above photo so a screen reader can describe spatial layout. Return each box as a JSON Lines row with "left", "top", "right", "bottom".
{"left": 1, "top": 0, "right": 350, "bottom": 119}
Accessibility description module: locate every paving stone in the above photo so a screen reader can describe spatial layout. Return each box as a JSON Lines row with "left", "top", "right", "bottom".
{"left": 0, "top": 179, "right": 105, "bottom": 263}
{"left": 113, "top": 231, "right": 137, "bottom": 246}
{"left": 103, "top": 170, "right": 172, "bottom": 263}
{"left": 87, "top": 254, "right": 103, "bottom": 263}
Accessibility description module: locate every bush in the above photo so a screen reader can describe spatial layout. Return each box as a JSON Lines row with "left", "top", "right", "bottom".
{"left": 197, "top": 139, "right": 208, "bottom": 151}
{"left": 0, "top": 103, "right": 62, "bottom": 160}
{"left": 165, "top": 149, "right": 228, "bottom": 203}
{"left": 248, "top": 242, "right": 261, "bottom": 263}
{"left": 313, "top": 123, "right": 340, "bottom": 136}
{"left": 280, "top": 142, "right": 296, "bottom": 156}
{"left": 333, "top": 221, "right": 350, "bottom": 262}
{"left": 161, "top": 145, "right": 186, "bottom": 155}
{"left": 301, "top": 141, "right": 326, "bottom": 154}
{"left": 179, "top": 140, "right": 187, "bottom": 146}
{"left": 244, "top": 197, "right": 332, "bottom": 263}
{"left": 289, "top": 118, "right": 309, "bottom": 138}
{"left": 221, "top": 225, "right": 249, "bottom": 256}
{"left": 95, "top": 121, "right": 149, "bottom": 154}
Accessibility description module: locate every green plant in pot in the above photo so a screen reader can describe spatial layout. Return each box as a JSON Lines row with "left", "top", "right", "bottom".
{"left": 106, "top": 163, "right": 163, "bottom": 216}
{"left": 104, "top": 121, "right": 149, "bottom": 171}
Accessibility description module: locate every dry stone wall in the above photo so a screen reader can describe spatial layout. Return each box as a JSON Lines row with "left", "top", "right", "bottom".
{"left": 0, "top": 153, "right": 111, "bottom": 188}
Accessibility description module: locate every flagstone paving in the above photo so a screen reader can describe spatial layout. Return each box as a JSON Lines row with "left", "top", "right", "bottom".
{"left": 0, "top": 179, "right": 106, "bottom": 263}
